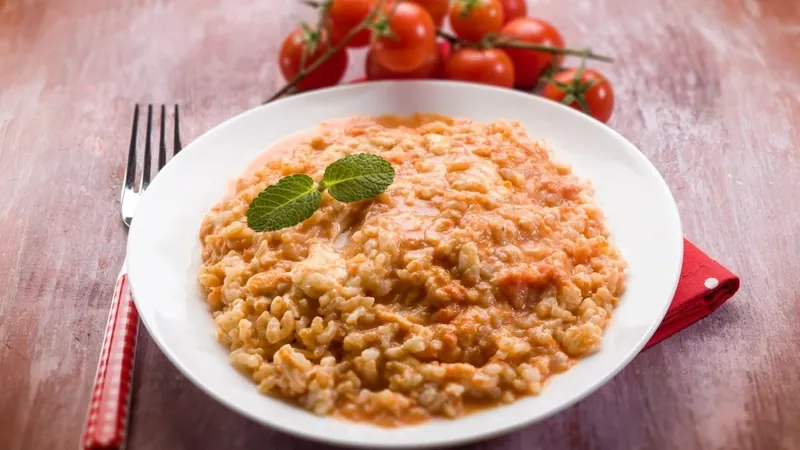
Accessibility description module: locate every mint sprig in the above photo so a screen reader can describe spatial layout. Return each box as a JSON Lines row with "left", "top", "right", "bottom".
{"left": 321, "top": 153, "right": 395, "bottom": 202}
{"left": 246, "top": 174, "right": 321, "bottom": 232}
{"left": 245, "top": 154, "right": 395, "bottom": 232}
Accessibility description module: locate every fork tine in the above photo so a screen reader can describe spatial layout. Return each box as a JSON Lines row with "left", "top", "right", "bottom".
{"left": 122, "top": 105, "right": 139, "bottom": 200}
{"left": 140, "top": 105, "right": 153, "bottom": 189}
{"left": 173, "top": 104, "right": 182, "bottom": 154}
{"left": 158, "top": 105, "right": 167, "bottom": 170}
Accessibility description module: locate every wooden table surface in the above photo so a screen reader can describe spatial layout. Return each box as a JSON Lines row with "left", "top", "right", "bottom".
{"left": 1, "top": 0, "right": 799, "bottom": 449}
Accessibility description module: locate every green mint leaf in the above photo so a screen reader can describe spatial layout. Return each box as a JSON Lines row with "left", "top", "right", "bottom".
{"left": 321, "top": 153, "right": 395, "bottom": 203}
{"left": 246, "top": 174, "right": 321, "bottom": 232}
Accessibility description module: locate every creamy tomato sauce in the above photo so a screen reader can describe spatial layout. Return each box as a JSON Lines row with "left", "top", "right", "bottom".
{"left": 199, "top": 114, "right": 627, "bottom": 426}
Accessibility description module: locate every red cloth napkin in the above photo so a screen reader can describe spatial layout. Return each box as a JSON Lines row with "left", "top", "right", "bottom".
{"left": 644, "top": 239, "right": 739, "bottom": 349}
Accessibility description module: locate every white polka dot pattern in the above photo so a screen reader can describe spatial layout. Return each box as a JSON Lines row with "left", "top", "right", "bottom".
{"left": 704, "top": 277, "right": 720, "bottom": 289}
{"left": 81, "top": 266, "right": 139, "bottom": 450}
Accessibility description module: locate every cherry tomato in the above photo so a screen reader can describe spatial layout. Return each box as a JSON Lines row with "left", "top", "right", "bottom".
{"left": 372, "top": 2, "right": 437, "bottom": 72}
{"left": 445, "top": 47, "right": 514, "bottom": 88}
{"left": 498, "top": 0, "right": 526, "bottom": 23}
{"left": 366, "top": 41, "right": 451, "bottom": 80}
{"left": 541, "top": 68, "right": 615, "bottom": 123}
{"left": 406, "top": 0, "right": 450, "bottom": 26}
{"left": 500, "top": 17, "right": 565, "bottom": 88}
{"left": 449, "top": 0, "right": 504, "bottom": 43}
{"left": 279, "top": 27, "right": 349, "bottom": 91}
{"left": 328, "top": 0, "right": 377, "bottom": 48}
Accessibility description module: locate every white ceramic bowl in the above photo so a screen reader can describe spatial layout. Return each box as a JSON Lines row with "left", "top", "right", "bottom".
{"left": 127, "top": 80, "right": 683, "bottom": 448}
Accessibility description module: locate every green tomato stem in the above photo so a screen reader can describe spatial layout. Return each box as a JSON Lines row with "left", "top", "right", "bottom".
{"left": 437, "top": 29, "right": 614, "bottom": 63}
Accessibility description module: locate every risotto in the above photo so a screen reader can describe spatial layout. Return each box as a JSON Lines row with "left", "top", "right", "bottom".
{"left": 198, "top": 114, "right": 627, "bottom": 426}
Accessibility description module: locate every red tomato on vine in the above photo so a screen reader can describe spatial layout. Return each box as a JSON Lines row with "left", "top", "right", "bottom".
{"left": 366, "top": 41, "right": 451, "bottom": 80}
{"left": 498, "top": 0, "right": 527, "bottom": 23}
{"left": 279, "top": 26, "right": 348, "bottom": 91}
{"left": 328, "top": 0, "right": 377, "bottom": 48}
{"left": 406, "top": 0, "right": 450, "bottom": 26}
{"left": 372, "top": 1, "right": 437, "bottom": 72}
{"left": 449, "top": 0, "right": 505, "bottom": 43}
{"left": 445, "top": 47, "right": 515, "bottom": 88}
{"left": 541, "top": 68, "right": 615, "bottom": 123}
{"left": 500, "top": 17, "right": 565, "bottom": 88}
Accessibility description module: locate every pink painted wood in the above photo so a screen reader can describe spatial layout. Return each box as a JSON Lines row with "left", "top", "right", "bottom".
{"left": 0, "top": 0, "right": 798, "bottom": 449}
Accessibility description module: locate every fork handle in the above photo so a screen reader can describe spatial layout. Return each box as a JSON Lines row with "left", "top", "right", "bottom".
{"left": 81, "top": 268, "right": 139, "bottom": 450}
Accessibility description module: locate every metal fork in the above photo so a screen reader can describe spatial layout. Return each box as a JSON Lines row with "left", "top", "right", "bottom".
{"left": 81, "top": 104, "right": 182, "bottom": 450}
{"left": 121, "top": 104, "right": 182, "bottom": 226}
